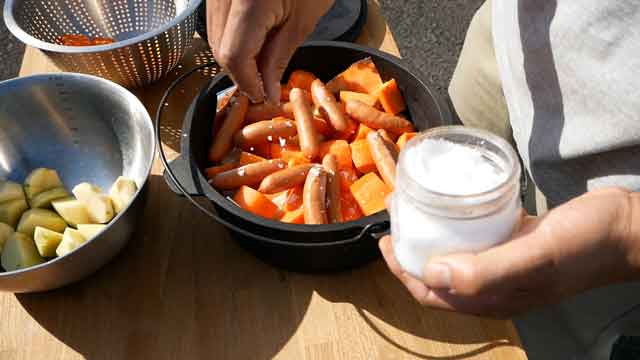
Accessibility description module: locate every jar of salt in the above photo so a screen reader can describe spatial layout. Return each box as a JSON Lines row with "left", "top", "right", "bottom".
{"left": 391, "top": 126, "right": 522, "bottom": 278}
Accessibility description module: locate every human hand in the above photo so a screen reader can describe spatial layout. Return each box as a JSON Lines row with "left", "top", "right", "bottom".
{"left": 207, "top": 0, "right": 334, "bottom": 103}
{"left": 380, "top": 187, "right": 640, "bottom": 318}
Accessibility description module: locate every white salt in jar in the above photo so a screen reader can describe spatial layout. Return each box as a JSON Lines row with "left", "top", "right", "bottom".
{"left": 391, "top": 126, "right": 521, "bottom": 278}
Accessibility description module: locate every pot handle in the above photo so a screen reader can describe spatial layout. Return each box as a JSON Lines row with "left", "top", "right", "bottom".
{"left": 156, "top": 62, "right": 391, "bottom": 246}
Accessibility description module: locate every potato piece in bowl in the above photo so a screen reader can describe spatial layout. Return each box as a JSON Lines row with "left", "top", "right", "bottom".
{"left": 72, "top": 183, "right": 102, "bottom": 202}
{"left": 52, "top": 198, "right": 90, "bottom": 227}
{"left": 29, "top": 187, "right": 69, "bottom": 209}
{"left": 76, "top": 224, "right": 106, "bottom": 240}
{"left": 0, "top": 222, "right": 13, "bottom": 254}
{"left": 0, "top": 199, "right": 29, "bottom": 228}
{"left": 85, "top": 195, "right": 114, "bottom": 224}
{"left": 109, "top": 177, "right": 138, "bottom": 214}
{"left": 72, "top": 183, "right": 114, "bottom": 224}
{"left": 16, "top": 209, "right": 67, "bottom": 237}
{"left": 0, "top": 181, "right": 25, "bottom": 203}
{"left": 1, "top": 232, "right": 44, "bottom": 271}
{"left": 23, "top": 168, "right": 64, "bottom": 202}
{"left": 34, "top": 227, "right": 64, "bottom": 257}
{"left": 56, "top": 228, "right": 87, "bottom": 257}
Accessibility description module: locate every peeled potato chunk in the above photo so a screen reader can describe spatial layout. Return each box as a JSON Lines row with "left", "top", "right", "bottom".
{"left": 72, "top": 182, "right": 102, "bottom": 202}
{"left": 16, "top": 209, "right": 67, "bottom": 238}
{"left": 85, "top": 195, "right": 114, "bottom": 224}
{"left": 0, "top": 222, "right": 13, "bottom": 254}
{"left": 1, "top": 232, "right": 44, "bottom": 271}
{"left": 29, "top": 187, "right": 69, "bottom": 209}
{"left": 0, "top": 181, "right": 25, "bottom": 203}
{"left": 52, "top": 198, "right": 91, "bottom": 227}
{"left": 56, "top": 228, "right": 87, "bottom": 257}
{"left": 76, "top": 224, "right": 106, "bottom": 240}
{"left": 24, "top": 168, "right": 64, "bottom": 201}
{"left": 0, "top": 199, "right": 29, "bottom": 228}
{"left": 109, "top": 177, "right": 138, "bottom": 214}
{"left": 34, "top": 226, "right": 64, "bottom": 257}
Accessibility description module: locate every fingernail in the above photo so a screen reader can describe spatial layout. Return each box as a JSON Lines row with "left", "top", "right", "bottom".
{"left": 424, "top": 263, "right": 451, "bottom": 289}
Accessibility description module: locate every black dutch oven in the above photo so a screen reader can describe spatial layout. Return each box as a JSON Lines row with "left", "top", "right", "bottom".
{"left": 158, "top": 41, "right": 453, "bottom": 272}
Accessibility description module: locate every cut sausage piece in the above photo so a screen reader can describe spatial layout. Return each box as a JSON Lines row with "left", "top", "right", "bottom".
{"left": 311, "top": 79, "right": 351, "bottom": 132}
{"left": 234, "top": 119, "right": 297, "bottom": 147}
{"left": 209, "top": 95, "right": 249, "bottom": 162}
{"left": 377, "top": 129, "right": 399, "bottom": 161}
{"left": 322, "top": 154, "right": 343, "bottom": 223}
{"left": 290, "top": 88, "right": 320, "bottom": 159}
{"left": 258, "top": 164, "right": 315, "bottom": 194}
{"left": 210, "top": 159, "right": 287, "bottom": 190}
{"left": 345, "top": 99, "right": 414, "bottom": 135}
{"left": 367, "top": 131, "right": 397, "bottom": 188}
{"left": 303, "top": 167, "right": 328, "bottom": 225}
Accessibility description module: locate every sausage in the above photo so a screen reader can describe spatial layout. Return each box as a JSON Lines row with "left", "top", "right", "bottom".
{"left": 209, "top": 95, "right": 250, "bottom": 162}
{"left": 311, "top": 79, "right": 351, "bottom": 132}
{"left": 258, "top": 164, "right": 315, "bottom": 194}
{"left": 322, "top": 154, "right": 343, "bottom": 223}
{"left": 303, "top": 166, "right": 328, "bottom": 224}
{"left": 290, "top": 88, "right": 320, "bottom": 159}
{"left": 367, "top": 131, "right": 397, "bottom": 188}
{"left": 245, "top": 102, "right": 285, "bottom": 123}
{"left": 233, "top": 119, "right": 297, "bottom": 147}
{"left": 210, "top": 159, "right": 287, "bottom": 190}
{"left": 377, "top": 129, "right": 399, "bottom": 161}
{"left": 345, "top": 99, "right": 414, "bottom": 135}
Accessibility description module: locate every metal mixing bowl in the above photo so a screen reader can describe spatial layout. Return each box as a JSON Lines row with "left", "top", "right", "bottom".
{"left": 0, "top": 73, "right": 155, "bottom": 292}
{"left": 4, "top": 0, "right": 201, "bottom": 88}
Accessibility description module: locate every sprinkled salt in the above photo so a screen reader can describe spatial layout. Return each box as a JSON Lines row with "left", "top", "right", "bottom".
{"left": 404, "top": 139, "right": 507, "bottom": 195}
{"left": 279, "top": 137, "right": 287, "bottom": 147}
{"left": 267, "top": 135, "right": 273, "bottom": 142}
{"left": 237, "top": 168, "right": 246, "bottom": 176}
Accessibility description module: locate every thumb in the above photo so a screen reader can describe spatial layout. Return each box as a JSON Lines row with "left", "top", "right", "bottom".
{"left": 422, "top": 218, "right": 554, "bottom": 296}
{"left": 258, "top": 20, "right": 315, "bottom": 104}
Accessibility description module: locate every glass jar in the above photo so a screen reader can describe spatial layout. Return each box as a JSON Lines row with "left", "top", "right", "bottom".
{"left": 391, "top": 126, "right": 522, "bottom": 277}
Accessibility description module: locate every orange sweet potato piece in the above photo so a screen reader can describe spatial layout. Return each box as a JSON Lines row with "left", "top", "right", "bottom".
{"left": 326, "top": 58, "right": 384, "bottom": 94}
{"left": 319, "top": 140, "right": 353, "bottom": 170}
{"left": 281, "top": 207, "right": 305, "bottom": 224}
{"left": 287, "top": 70, "right": 317, "bottom": 91}
{"left": 354, "top": 123, "right": 373, "bottom": 141}
{"left": 341, "top": 191, "right": 364, "bottom": 222}
{"left": 267, "top": 190, "right": 289, "bottom": 209}
{"left": 283, "top": 150, "right": 311, "bottom": 167}
{"left": 271, "top": 142, "right": 300, "bottom": 159}
{"left": 349, "top": 140, "right": 376, "bottom": 174}
{"left": 233, "top": 186, "right": 281, "bottom": 219}
{"left": 396, "top": 132, "right": 418, "bottom": 150}
{"left": 339, "top": 91, "right": 379, "bottom": 107}
{"left": 349, "top": 173, "right": 391, "bottom": 216}
{"left": 285, "top": 186, "right": 304, "bottom": 211}
{"left": 375, "top": 79, "right": 406, "bottom": 115}
{"left": 338, "top": 168, "right": 359, "bottom": 192}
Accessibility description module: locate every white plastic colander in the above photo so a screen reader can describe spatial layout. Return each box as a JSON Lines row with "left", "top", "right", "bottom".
{"left": 4, "top": 0, "right": 202, "bottom": 87}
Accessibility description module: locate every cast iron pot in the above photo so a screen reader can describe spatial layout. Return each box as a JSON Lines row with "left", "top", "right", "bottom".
{"left": 160, "top": 41, "right": 452, "bottom": 272}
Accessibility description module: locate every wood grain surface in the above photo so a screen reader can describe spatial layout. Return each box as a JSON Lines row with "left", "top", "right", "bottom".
{"left": 2, "top": 1, "right": 527, "bottom": 359}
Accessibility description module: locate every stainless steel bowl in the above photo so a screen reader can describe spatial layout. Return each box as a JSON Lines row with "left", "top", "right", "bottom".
{"left": 0, "top": 73, "right": 155, "bottom": 292}
{"left": 3, "top": 0, "right": 201, "bottom": 88}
